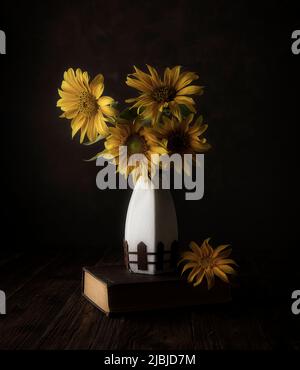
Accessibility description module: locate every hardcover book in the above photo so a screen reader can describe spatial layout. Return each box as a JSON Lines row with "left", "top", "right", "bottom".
{"left": 82, "top": 265, "right": 231, "bottom": 315}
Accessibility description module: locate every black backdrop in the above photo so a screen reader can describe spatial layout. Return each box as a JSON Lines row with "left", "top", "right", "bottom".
{"left": 1, "top": 0, "right": 299, "bottom": 289}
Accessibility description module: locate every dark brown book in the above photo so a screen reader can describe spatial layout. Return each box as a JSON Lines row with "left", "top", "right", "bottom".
{"left": 82, "top": 265, "right": 231, "bottom": 315}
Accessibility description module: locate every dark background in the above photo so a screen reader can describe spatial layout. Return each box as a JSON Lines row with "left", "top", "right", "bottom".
{"left": 1, "top": 1, "right": 299, "bottom": 288}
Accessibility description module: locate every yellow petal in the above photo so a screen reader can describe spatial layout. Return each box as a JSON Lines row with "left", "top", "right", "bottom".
{"left": 177, "top": 85, "right": 203, "bottom": 96}
{"left": 71, "top": 114, "right": 85, "bottom": 138}
{"left": 80, "top": 120, "right": 88, "bottom": 143}
{"left": 101, "top": 105, "right": 117, "bottom": 118}
{"left": 174, "top": 95, "right": 196, "bottom": 106}
{"left": 189, "top": 122, "right": 208, "bottom": 136}
{"left": 169, "top": 65, "right": 181, "bottom": 87}
{"left": 133, "top": 66, "right": 154, "bottom": 88}
{"left": 98, "top": 96, "right": 114, "bottom": 106}
{"left": 58, "top": 89, "right": 79, "bottom": 100}
{"left": 218, "top": 265, "right": 237, "bottom": 275}
{"left": 185, "top": 113, "right": 194, "bottom": 125}
{"left": 150, "top": 146, "right": 167, "bottom": 155}
{"left": 205, "top": 269, "right": 215, "bottom": 290}
{"left": 213, "top": 266, "right": 229, "bottom": 283}
{"left": 87, "top": 116, "right": 98, "bottom": 142}
{"left": 90, "top": 74, "right": 104, "bottom": 99}
{"left": 193, "top": 268, "right": 206, "bottom": 287}
{"left": 64, "top": 68, "right": 79, "bottom": 90}
{"left": 191, "top": 141, "right": 211, "bottom": 153}
{"left": 169, "top": 101, "right": 181, "bottom": 120}
{"left": 76, "top": 68, "right": 89, "bottom": 91}
{"left": 96, "top": 113, "right": 110, "bottom": 137}
{"left": 81, "top": 71, "right": 90, "bottom": 90}
{"left": 61, "top": 80, "right": 79, "bottom": 94}
{"left": 175, "top": 71, "right": 199, "bottom": 91}
{"left": 188, "top": 266, "right": 201, "bottom": 282}
{"left": 125, "top": 97, "right": 138, "bottom": 103}
{"left": 212, "top": 244, "right": 231, "bottom": 258}
{"left": 63, "top": 109, "right": 78, "bottom": 119}
{"left": 57, "top": 98, "right": 79, "bottom": 111}
{"left": 146, "top": 64, "right": 162, "bottom": 85}
{"left": 163, "top": 67, "right": 172, "bottom": 86}
{"left": 179, "top": 251, "right": 200, "bottom": 263}
{"left": 189, "top": 241, "right": 201, "bottom": 256}
{"left": 217, "top": 248, "right": 232, "bottom": 259}
{"left": 180, "top": 262, "right": 197, "bottom": 275}
{"left": 126, "top": 77, "right": 153, "bottom": 93}
{"left": 216, "top": 258, "right": 238, "bottom": 266}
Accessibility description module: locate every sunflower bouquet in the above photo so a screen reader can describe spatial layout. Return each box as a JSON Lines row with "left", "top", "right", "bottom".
{"left": 57, "top": 65, "right": 210, "bottom": 180}
{"left": 57, "top": 65, "right": 237, "bottom": 289}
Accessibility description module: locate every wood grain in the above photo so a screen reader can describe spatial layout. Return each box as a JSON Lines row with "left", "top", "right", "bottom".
{"left": 0, "top": 250, "right": 298, "bottom": 350}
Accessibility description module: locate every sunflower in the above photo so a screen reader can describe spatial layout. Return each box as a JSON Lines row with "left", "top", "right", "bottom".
{"left": 125, "top": 65, "right": 203, "bottom": 124}
{"left": 100, "top": 118, "right": 166, "bottom": 181}
{"left": 146, "top": 114, "right": 211, "bottom": 174}
{"left": 178, "top": 239, "right": 238, "bottom": 289}
{"left": 57, "top": 68, "right": 117, "bottom": 143}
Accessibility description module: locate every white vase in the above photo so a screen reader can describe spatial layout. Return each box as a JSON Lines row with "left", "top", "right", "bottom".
{"left": 124, "top": 176, "right": 178, "bottom": 275}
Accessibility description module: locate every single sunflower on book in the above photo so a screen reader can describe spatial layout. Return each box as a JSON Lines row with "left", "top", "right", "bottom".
{"left": 57, "top": 68, "right": 117, "bottom": 143}
{"left": 126, "top": 65, "right": 203, "bottom": 124}
{"left": 179, "top": 238, "right": 238, "bottom": 289}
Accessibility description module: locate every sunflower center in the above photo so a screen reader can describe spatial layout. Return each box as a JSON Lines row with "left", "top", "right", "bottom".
{"left": 201, "top": 257, "right": 213, "bottom": 269}
{"left": 126, "top": 134, "right": 148, "bottom": 156}
{"left": 78, "top": 91, "right": 98, "bottom": 116}
{"left": 152, "top": 86, "right": 176, "bottom": 103}
{"left": 167, "top": 132, "right": 188, "bottom": 153}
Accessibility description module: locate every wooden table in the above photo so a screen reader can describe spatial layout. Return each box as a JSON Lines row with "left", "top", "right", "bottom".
{"left": 0, "top": 249, "right": 299, "bottom": 350}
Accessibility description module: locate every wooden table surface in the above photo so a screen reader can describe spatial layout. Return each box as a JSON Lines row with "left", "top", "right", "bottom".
{"left": 0, "top": 249, "right": 299, "bottom": 350}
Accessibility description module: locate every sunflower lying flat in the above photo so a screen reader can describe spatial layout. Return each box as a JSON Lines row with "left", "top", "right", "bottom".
{"left": 179, "top": 238, "right": 238, "bottom": 289}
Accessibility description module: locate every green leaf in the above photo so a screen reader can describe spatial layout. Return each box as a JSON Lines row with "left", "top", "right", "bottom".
{"left": 141, "top": 119, "right": 152, "bottom": 127}
{"left": 119, "top": 107, "right": 139, "bottom": 120}
{"left": 162, "top": 107, "right": 172, "bottom": 117}
{"left": 195, "top": 115, "right": 204, "bottom": 125}
{"left": 179, "top": 104, "right": 192, "bottom": 117}
{"left": 83, "top": 135, "right": 105, "bottom": 146}
{"left": 84, "top": 152, "right": 103, "bottom": 162}
{"left": 111, "top": 101, "right": 119, "bottom": 108}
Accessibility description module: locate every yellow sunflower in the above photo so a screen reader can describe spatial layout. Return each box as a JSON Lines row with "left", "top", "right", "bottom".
{"left": 57, "top": 68, "right": 117, "bottom": 143}
{"left": 146, "top": 114, "right": 210, "bottom": 174}
{"left": 125, "top": 65, "right": 203, "bottom": 124}
{"left": 100, "top": 118, "right": 166, "bottom": 181}
{"left": 178, "top": 238, "right": 238, "bottom": 289}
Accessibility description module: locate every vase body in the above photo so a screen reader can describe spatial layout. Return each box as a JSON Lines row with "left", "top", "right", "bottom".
{"left": 124, "top": 177, "right": 178, "bottom": 275}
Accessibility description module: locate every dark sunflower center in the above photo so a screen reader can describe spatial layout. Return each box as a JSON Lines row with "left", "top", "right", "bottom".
{"left": 152, "top": 86, "right": 176, "bottom": 103}
{"left": 167, "top": 132, "right": 188, "bottom": 153}
{"left": 78, "top": 91, "right": 98, "bottom": 116}
{"left": 201, "top": 257, "right": 213, "bottom": 269}
{"left": 126, "top": 134, "right": 147, "bottom": 156}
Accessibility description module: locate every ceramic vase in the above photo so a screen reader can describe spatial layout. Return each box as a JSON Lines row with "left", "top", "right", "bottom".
{"left": 124, "top": 176, "right": 178, "bottom": 275}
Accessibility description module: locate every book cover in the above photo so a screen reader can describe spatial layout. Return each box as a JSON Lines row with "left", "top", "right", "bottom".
{"left": 82, "top": 265, "right": 231, "bottom": 315}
